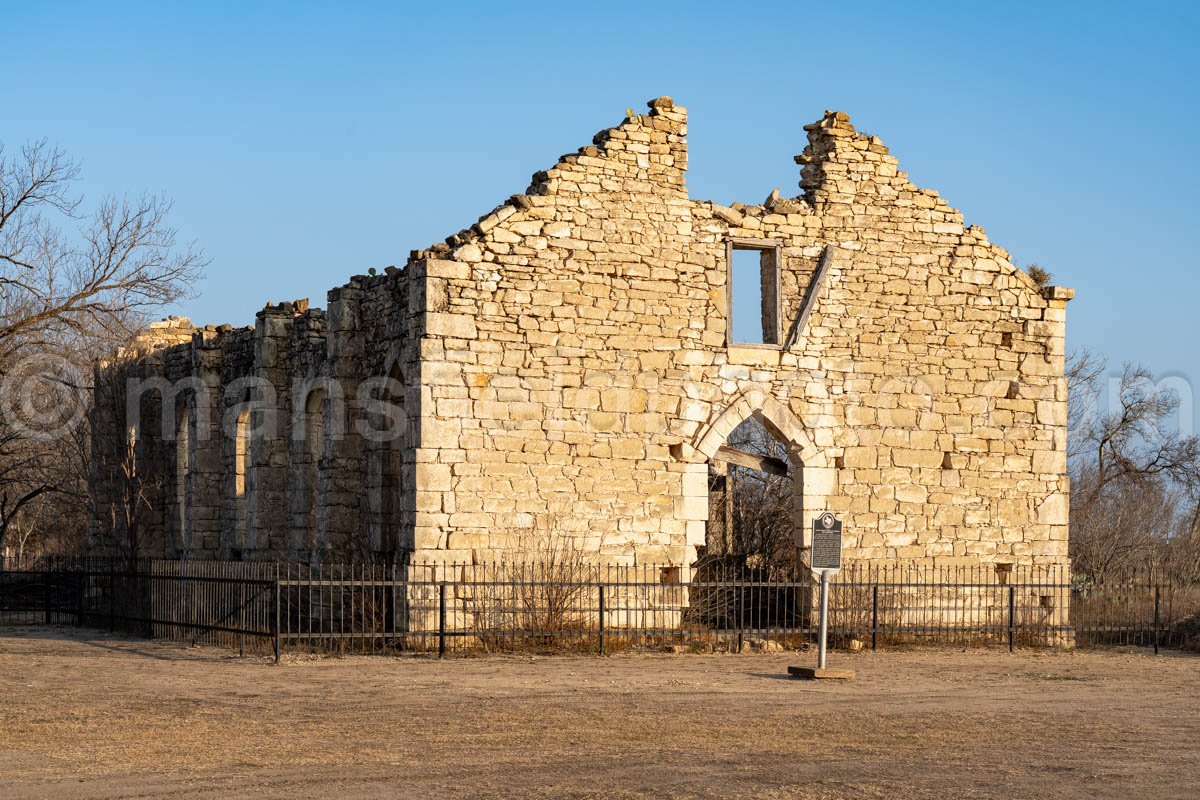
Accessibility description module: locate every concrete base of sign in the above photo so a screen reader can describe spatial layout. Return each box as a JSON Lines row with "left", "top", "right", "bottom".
{"left": 788, "top": 666, "right": 856, "bottom": 680}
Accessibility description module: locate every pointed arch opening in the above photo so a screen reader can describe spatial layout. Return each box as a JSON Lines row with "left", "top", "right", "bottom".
{"left": 367, "top": 361, "right": 406, "bottom": 558}
{"left": 175, "top": 400, "right": 194, "bottom": 553}
{"left": 703, "top": 416, "right": 797, "bottom": 573}
{"left": 689, "top": 391, "right": 834, "bottom": 576}
{"left": 233, "top": 407, "right": 251, "bottom": 557}
{"left": 304, "top": 387, "right": 327, "bottom": 557}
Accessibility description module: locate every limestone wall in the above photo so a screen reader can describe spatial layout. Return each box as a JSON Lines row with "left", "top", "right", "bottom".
{"left": 90, "top": 272, "right": 423, "bottom": 561}
{"left": 90, "top": 97, "right": 1072, "bottom": 573}
{"left": 410, "top": 99, "right": 1071, "bottom": 570}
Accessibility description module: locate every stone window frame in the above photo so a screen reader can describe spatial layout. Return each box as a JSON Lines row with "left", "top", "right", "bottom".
{"left": 234, "top": 409, "right": 251, "bottom": 499}
{"left": 303, "top": 387, "right": 326, "bottom": 552}
{"left": 175, "top": 399, "right": 193, "bottom": 549}
{"left": 232, "top": 407, "right": 252, "bottom": 556}
{"left": 372, "top": 362, "right": 406, "bottom": 555}
{"left": 725, "top": 237, "right": 783, "bottom": 348}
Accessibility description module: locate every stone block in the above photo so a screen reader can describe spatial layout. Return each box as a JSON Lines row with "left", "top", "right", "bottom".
{"left": 416, "top": 462, "right": 452, "bottom": 492}
{"left": 892, "top": 449, "right": 944, "bottom": 469}
{"left": 1032, "top": 449, "right": 1065, "bottom": 475}
{"left": 1037, "top": 493, "right": 1068, "bottom": 525}
{"left": 600, "top": 388, "right": 648, "bottom": 413}
{"left": 426, "top": 313, "right": 478, "bottom": 339}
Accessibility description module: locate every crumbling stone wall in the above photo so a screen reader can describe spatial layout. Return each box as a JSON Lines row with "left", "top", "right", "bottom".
{"left": 90, "top": 97, "right": 1072, "bottom": 574}
{"left": 91, "top": 275, "right": 423, "bottom": 561}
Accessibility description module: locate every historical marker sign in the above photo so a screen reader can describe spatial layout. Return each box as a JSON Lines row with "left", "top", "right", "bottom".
{"left": 810, "top": 512, "right": 843, "bottom": 573}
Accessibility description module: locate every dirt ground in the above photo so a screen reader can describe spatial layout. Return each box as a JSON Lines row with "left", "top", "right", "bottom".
{"left": 1, "top": 627, "right": 1198, "bottom": 799}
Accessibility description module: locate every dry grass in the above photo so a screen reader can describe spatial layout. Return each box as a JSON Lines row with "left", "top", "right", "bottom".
{"left": 2, "top": 626, "right": 1199, "bottom": 799}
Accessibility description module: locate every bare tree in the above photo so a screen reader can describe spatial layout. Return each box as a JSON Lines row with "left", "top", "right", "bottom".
{"left": 1066, "top": 348, "right": 1106, "bottom": 461}
{"left": 1070, "top": 468, "right": 1179, "bottom": 583}
{"left": 85, "top": 353, "right": 173, "bottom": 562}
{"left": 0, "top": 449, "right": 52, "bottom": 557}
{"left": 1072, "top": 359, "right": 1199, "bottom": 499}
{"left": 0, "top": 494, "right": 76, "bottom": 564}
{"left": 106, "top": 426, "right": 160, "bottom": 561}
{"left": 0, "top": 140, "right": 203, "bottom": 361}
{"left": 0, "top": 356, "right": 86, "bottom": 558}
{"left": 1067, "top": 351, "right": 1200, "bottom": 581}
{"left": 0, "top": 140, "right": 203, "bottom": 558}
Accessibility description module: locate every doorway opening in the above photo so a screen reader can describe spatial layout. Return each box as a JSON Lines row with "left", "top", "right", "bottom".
{"left": 700, "top": 415, "right": 796, "bottom": 577}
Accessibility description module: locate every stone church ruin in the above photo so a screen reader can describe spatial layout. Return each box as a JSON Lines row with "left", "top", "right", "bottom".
{"left": 91, "top": 97, "right": 1074, "bottom": 582}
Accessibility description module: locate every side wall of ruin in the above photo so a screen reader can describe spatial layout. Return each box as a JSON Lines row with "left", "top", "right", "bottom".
{"left": 90, "top": 270, "right": 424, "bottom": 561}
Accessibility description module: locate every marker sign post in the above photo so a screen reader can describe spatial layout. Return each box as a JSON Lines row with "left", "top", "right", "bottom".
{"left": 811, "top": 513, "right": 842, "bottom": 670}
{"left": 789, "top": 513, "right": 854, "bottom": 680}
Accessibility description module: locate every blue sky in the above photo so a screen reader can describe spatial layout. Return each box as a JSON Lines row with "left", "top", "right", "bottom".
{"left": 5, "top": 1, "right": 1198, "bottom": 431}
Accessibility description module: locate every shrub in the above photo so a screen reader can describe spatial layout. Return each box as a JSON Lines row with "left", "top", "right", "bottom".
{"left": 1027, "top": 264, "right": 1053, "bottom": 287}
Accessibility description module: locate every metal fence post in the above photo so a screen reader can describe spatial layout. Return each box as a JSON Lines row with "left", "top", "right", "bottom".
{"left": 1007, "top": 585, "right": 1015, "bottom": 653}
{"left": 598, "top": 583, "right": 606, "bottom": 656}
{"left": 108, "top": 564, "right": 116, "bottom": 633}
{"left": 77, "top": 569, "right": 86, "bottom": 627}
{"left": 438, "top": 582, "right": 447, "bottom": 658}
{"left": 43, "top": 571, "right": 51, "bottom": 625}
{"left": 273, "top": 566, "right": 281, "bottom": 664}
{"left": 238, "top": 580, "right": 246, "bottom": 658}
{"left": 871, "top": 584, "right": 878, "bottom": 651}
{"left": 1153, "top": 584, "right": 1160, "bottom": 655}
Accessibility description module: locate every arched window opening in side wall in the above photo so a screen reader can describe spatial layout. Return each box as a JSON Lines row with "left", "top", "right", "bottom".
{"left": 233, "top": 408, "right": 251, "bottom": 556}
{"left": 175, "top": 403, "right": 192, "bottom": 551}
{"left": 305, "top": 388, "right": 326, "bottom": 555}
{"left": 379, "top": 362, "right": 408, "bottom": 556}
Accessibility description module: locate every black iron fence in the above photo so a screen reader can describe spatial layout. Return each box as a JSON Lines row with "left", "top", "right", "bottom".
{"left": 1, "top": 557, "right": 1197, "bottom": 659}
{"left": 0, "top": 557, "right": 276, "bottom": 655}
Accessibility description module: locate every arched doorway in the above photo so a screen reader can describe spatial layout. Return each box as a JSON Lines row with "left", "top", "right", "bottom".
{"left": 690, "top": 390, "right": 835, "bottom": 573}
{"left": 704, "top": 415, "right": 795, "bottom": 571}
{"left": 688, "top": 391, "right": 834, "bottom": 632}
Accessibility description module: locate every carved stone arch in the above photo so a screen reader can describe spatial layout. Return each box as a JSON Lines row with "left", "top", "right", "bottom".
{"left": 687, "top": 390, "right": 836, "bottom": 560}
{"left": 692, "top": 390, "right": 826, "bottom": 468}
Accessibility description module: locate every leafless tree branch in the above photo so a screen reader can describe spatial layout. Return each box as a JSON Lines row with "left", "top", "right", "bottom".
{"left": 0, "top": 140, "right": 203, "bottom": 559}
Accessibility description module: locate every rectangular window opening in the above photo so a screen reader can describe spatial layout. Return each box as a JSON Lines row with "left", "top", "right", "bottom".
{"left": 729, "top": 242, "right": 781, "bottom": 346}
